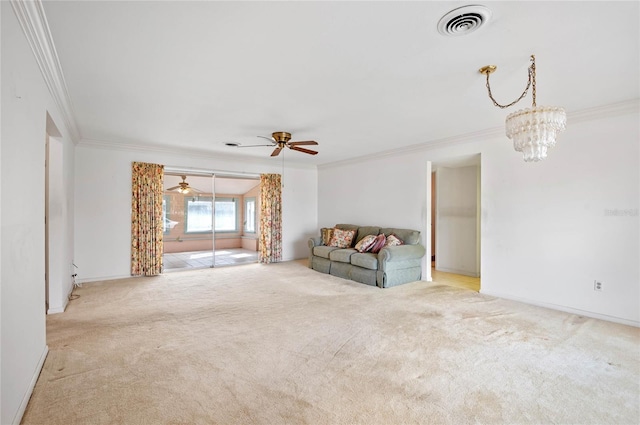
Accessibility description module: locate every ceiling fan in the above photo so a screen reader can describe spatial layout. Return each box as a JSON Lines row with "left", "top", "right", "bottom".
{"left": 166, "top": 175, "right": 202, "bottom": 194}
{"left": 233, "top": 131, "right": 318, "bottom": 157}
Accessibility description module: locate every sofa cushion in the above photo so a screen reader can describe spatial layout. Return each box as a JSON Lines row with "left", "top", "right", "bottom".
{"left": 351, "top": 252, "right": 378, "bottom": 270}
{"left": 329, "top": 248, "right": 357, "bottom": 263}
{"left": 370, "top": 234, "right": 387, "bottom": 254}
{"left": 384, "top": 234, "right": 404, "bottom": 247}
{"left": 329, "top": 228, "right": 356, "bottom": 248}
{"left": 335, "top": 224, "right": 360, "bottom": 246}
{"left": 320, "top": 227, "right": 334, "bottom": 246}
{"left": 380, "top": 228, "right": 420, "bottom": 245}
{"left": 355, "top": 226, "right": 380, "bottom": 244}
{"left": 355, "top": 234, "right": 377, "bottom": 252}
{"left": 313, "top": 245, "right": 339, "bottom": 259}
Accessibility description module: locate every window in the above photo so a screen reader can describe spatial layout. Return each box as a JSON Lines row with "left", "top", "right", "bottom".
{"left": 184, "top": 196, "right": 238, "bottom": 233}
{"left": 185, "top": 197, "right": 213, "bottom": 233}
{"left": 244, "top": 197, "right": 256, "bottom": 233}
{"left": 214, "top": 198, "right": 238, "bottom": 232}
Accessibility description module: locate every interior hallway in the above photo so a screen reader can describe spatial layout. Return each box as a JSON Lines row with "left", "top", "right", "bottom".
{"left": 431, "top": 263, "right": 481, "bottom": 292}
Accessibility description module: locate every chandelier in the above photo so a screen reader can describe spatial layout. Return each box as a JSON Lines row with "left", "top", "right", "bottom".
{"left": 479, "top": 55, "right": 566, "bottom": 162}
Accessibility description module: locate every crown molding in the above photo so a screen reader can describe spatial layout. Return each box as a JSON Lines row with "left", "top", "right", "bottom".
{"left": 78, "top": 138, "right": 318, "bottom": 170}
{"left": 318, "top": 126, "right": 503, "bottom": 170}
{"left": 10, "top": 0, "right": 81, "bottom": 143}
{"left": 566, "top": 98, "right": 639, "bottom": 124}
{"left": 318, "top": 99, "right": 640, "bottom": 170}
{"left": 80, "top": 97, "right": 638, "bottom": 172}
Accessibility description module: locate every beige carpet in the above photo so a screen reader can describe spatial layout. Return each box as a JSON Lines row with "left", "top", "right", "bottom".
{"left": 22, "top": 260, "right": 639, "bottom": 424}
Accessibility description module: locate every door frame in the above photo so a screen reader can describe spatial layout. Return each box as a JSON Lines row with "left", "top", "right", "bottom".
{"left": 425, "top": 154, "right": 482, "bottom": 282}
{"left": 45, "top": 120, "right": 65, "bottom": 313}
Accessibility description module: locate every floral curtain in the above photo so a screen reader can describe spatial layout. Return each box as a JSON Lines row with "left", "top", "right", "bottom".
{"left": 131, "top": 162, "right": 164, "bottom": 276}
{"left": 259, "top": 174, "right": 282, "bottom": 264}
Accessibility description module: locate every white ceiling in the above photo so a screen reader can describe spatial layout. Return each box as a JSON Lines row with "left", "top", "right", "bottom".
{"left": 41, "top": 1, "right": 639, "bottom": 166}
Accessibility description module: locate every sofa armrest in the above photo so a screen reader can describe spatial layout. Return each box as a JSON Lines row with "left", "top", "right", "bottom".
{"left": 308, "top": 236, "right": 323, "bottom": 249}
{"left": 378, "top": 244, "right": 426, "bottom": 269}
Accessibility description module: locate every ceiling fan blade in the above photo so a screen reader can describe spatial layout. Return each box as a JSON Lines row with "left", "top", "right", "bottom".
{"left": 236, "top": 144, "right": 276, "bottom": 148}
{"left": 289, "top": 146, "right": 318, "bottom": 155}
{"left": 289, "top": 141, "right": 318, "bottom": 146}
{"left": 166, "top": 185, "right": 181, "bottom": 191}
{"left": 271, "top": 147, "right": 283, "bottom": 157}
{"left": 258, "top": 135, "right": 276, "bottom": 143}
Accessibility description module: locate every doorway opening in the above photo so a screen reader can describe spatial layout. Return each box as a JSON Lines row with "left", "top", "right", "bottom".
{"left": 428, "top": 155, "right": 481, "bottom": 292}
{"left": 45, "top": 113, "right": 66, "bottom": 314}
{"left": 162, "top": 172, "right": 260, "bottom": 272}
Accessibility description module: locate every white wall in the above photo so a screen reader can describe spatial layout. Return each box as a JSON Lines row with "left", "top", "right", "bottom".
{"left": 481, "top": 110, "right": 639, "bottom": 325}
{"left": 318, "top": 106, "right": 639, "bottom": 325}
{"left": 1, "top": 3, "right": 76, "bottom": 423}
{"left": 319, "top": 153, "right": 429, "bottom": 231}
{"left": 74, "top": 145, "right": 318, "bottom": 282}
{"left": 436, "top": 165, "right": 479, "bottom": 277}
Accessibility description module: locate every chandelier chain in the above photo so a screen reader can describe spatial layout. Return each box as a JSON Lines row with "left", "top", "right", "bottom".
{"left": 530, "top": 55, "right": 537, "bottom": 107}
{"left": 484, "top": 55, "right": 536, "bottom": 109}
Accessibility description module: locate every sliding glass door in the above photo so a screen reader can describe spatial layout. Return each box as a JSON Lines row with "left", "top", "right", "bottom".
{"left": 212, "top": 176, "right": 260, "bottom": 267}
{"left": 162, "top": 173, "right": 215, "bottom": 271}
{"left": 162, "top": 172, "right": 260, "bottom": 271}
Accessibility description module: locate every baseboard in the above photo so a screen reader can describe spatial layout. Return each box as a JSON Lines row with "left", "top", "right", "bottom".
{"left": 47, "top": 283, "right": 73, "bottom": 314}
{"left": 12, "top": 344, "right": 49, "bottom": 425}
{"left": 436, "top": 266, "right": 480, "bottom": 278}
{"left": 76, "top": 273, "right": 131, "bottom": 284}
{"left": 480, "top": 289, "right": 640, "bottom": 328}
{"left": 47, "top": 303, "right": 66, "bottom": 314}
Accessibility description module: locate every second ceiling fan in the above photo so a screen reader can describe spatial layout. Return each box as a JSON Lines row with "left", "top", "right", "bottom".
{"left": 166, "top": 175, "right": 202, "bottom": 194}
{"left": 239, "top": 131, "right": 318, "bottom": 157}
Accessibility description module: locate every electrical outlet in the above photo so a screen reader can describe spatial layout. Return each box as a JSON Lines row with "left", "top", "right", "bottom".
{"left": 594, "top": 280, "right": 603, "bottom": 291}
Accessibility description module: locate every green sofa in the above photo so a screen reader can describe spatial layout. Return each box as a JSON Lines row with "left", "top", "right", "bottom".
{"left": 308, "top": 224, "right": 426, "bottom": 288}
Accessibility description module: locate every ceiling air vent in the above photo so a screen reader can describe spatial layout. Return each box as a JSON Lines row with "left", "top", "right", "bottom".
{"left": 437, "top": 5, "right": 492, "bottom": 36}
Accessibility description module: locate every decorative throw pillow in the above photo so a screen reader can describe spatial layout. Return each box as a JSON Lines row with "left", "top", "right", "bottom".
{"left": 355, "top": 234, "right": 377, "bottom": 253}
{"left": 321, "top": 228, "right": 334, "bottom": 246}
{"left": 370, "top": 234, "right": 387, "bottom": 254}
{"left": 384, "top": 234, "right": 404, "bottom": 248}
{"left": 329, "top": 228, "right": 356, "bottom": 248}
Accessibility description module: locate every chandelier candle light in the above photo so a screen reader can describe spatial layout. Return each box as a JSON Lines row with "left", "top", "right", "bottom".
{"left": 479, "top": 55, "right": 566, "bottom": 162}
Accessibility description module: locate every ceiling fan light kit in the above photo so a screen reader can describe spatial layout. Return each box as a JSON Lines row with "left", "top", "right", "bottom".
{"left": 479, "top": 55, "right": 567, "bottom": 162}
